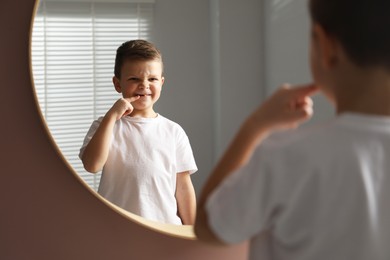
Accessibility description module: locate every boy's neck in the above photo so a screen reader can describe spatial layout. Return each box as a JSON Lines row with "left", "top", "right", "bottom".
{"left": 129, "top": 109, "right": 158, "bottom": 118}
{"left": 334, "top": 67, "right": 390, "bottom": 116}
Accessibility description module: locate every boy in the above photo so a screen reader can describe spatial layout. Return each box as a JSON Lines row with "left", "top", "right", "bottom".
{"left": 80, "top": 40, "right": 197, "bottom": 225}
{"left": 195, "top": 0, "right": 390, "bottom": 259}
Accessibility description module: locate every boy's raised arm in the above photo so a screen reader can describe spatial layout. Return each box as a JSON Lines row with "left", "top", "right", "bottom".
{"left": 81, "top": 96, "right": 139, "bottom": 173}
{"left": 81, "top": 115, "right": 117, "bottom": 173}
{"left": 194, "top": 84, "right": 318, "bottom": 244}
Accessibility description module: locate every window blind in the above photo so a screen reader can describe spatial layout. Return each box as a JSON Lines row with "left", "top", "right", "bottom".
{"left": 31, "top": 0, "right": 154, "bottom": 191}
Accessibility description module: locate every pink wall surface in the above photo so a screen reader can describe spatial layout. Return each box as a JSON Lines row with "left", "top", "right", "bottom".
{"left": 0, "top": 0, "right": 248, "bottom": 259}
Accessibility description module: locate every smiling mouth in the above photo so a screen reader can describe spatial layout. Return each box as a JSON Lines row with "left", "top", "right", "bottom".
{"left": 135, "top": 94, "right": 152, "bottom": 97}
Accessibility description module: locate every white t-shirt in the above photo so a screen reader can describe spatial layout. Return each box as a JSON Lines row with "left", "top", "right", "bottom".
{"left": 80, "top": 114, "right": 197, "bottom": 225}
{"left": 206, "top": 113, "right": 390, "bottom": 260}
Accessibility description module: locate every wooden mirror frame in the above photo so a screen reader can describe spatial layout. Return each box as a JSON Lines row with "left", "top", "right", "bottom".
{"left": 0, "top": 0, "right": 248, "bottom": 258}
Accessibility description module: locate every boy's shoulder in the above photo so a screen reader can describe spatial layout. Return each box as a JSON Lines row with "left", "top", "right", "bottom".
{"left": 255, "top": 116, "right": 350, "bottom": 177}
{"left": 262, "top": 114, "right": 348, "bottom": 158}
{"left": 264, "top": 118, "right": 336, "bottom": 150}
{"left": 156, "top": 114, "right": 184, "bottom": 130}
{"left": 263, "top": 113, "right": 390, "bottom": 156}
{"left": 156, "top": 114, "right": 177, "bottom": 124}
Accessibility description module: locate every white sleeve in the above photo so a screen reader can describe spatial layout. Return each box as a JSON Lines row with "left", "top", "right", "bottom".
{"left": 78, "top": 117, "right": 103, "bottom": 159}
{"left": 175, "top": 127, "right": 198, "bottom": 174}
{"left": 205, "top": 146, "right": 276, "bottom": 244}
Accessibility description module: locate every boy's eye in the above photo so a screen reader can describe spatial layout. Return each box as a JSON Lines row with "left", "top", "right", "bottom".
{"left": 149, "top": 78, "right": 158, "bottom": 81}
{"left": 128, "top": 77, "right": 138, "bottom": 81}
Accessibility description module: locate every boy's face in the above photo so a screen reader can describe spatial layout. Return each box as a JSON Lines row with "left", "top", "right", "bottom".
{"left": 113, "top": 59, "right": 164, "bottom": 117}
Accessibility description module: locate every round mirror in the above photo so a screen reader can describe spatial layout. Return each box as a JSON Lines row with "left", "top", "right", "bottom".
{"left": 30, "top": 0, "right": 211, "bottom": 228}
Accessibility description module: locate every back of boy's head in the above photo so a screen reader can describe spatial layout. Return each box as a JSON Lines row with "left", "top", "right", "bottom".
{"left": 309, "top": 0, "right": 390, "bottom": 70}
{"left": 114, "top": 39, "right": 163, "bottom": 78}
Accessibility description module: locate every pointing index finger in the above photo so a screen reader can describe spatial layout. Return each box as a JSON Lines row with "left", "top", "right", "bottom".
{"left": 288, "top": 83, "right": 319, "bottom": 97}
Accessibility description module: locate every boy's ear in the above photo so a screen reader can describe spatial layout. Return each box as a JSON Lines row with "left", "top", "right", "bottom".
{"left": 161, "top": 76, "right": 165, "bottom": 87}
{"left": 312, "top": 24, "right": 339, "bottom": 69}
{"left": 112, "top": 76, "right": 122, "bottom": 93}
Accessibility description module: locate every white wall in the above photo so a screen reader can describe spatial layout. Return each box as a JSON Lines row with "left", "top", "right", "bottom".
{"left": 153, "top": 0, "right": 264, "bottom": 193}
{"left": 153, "top": 0, "right": 214, "bottom": 193}
{"left": 218, "top": 0, "right": 263, "bottom": 154}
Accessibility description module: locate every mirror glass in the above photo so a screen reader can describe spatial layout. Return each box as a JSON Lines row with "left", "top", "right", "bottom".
{"left": 31, "top": 0, "right": 192, "bottom": 225}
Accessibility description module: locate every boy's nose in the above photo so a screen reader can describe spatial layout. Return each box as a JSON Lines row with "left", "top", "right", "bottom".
{"left": 139, "top": 80, "right": 150, "bottom": 89}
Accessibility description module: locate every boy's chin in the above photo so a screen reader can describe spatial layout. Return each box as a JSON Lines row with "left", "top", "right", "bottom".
{"left": 131, "top": 107, "right": 157, "bottom": 118}
{"left": 133, "top": 104, "right": 154, "bottom": 112}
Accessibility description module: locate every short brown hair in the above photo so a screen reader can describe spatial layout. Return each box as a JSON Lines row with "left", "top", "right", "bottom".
{"left": 309, "top": 0, "right": 390, "bottom": 69}
{"left": 114, "top": 39, "right": 163, "bottom": 78}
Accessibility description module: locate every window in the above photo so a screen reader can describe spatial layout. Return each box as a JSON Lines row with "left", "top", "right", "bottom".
{"left": 31, "top": 0, "right": 154, "bottom": 191}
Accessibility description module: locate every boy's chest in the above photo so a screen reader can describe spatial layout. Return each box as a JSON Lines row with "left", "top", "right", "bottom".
{"left": 111, "top": 122, "right": 177, "bottom": 163}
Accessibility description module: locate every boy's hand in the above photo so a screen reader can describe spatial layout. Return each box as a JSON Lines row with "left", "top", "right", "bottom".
{"left": 106, "top": 96, "right": 140, "bottom": 121}
{"left": 251, "top": 83, "right": 319, "bottom": 131}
